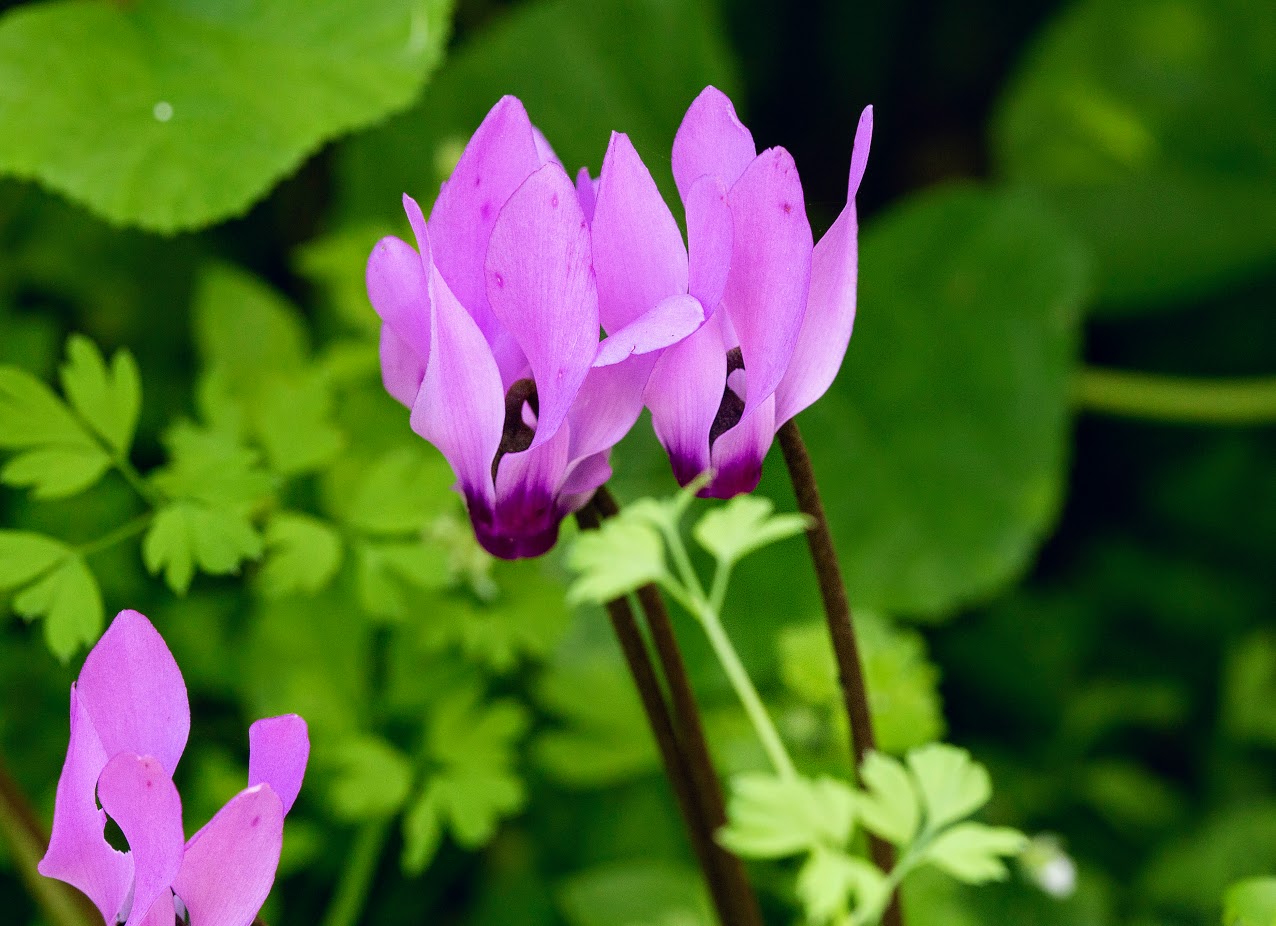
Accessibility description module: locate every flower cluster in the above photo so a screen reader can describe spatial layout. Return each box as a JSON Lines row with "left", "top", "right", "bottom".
{"left": 368, "top": 86, "right": 872, "bottom": 557}
{"left": 38, "top": 609, "right": 309, "bottom": 926}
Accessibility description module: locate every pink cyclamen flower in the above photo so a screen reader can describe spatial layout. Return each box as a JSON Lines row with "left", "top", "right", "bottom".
{"left": 38, "top": 609, "right": 309, "bottom": 926}
{"left": 594, "top": 86, "right": 873, "bottom": 498}
{"left": 367, "top": 96, "right": 704, "bottom": 558}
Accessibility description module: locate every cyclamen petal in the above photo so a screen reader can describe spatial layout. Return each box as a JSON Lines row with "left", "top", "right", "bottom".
{"left": 248, "top": 715, "right": 310, "bottom": 816}
{"left": 685, "top": 175, "right": 733, "bottom": 313}
{"left": 672, "top": 86, "right": 757, "bottom": 200}
{"left": 594, "top": 294, "right": 705, "bottom": 368}
{"left": 646, "top": 313, "right": 729, "bottom": 485}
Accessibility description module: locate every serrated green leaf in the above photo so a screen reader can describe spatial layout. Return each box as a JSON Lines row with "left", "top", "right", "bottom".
{"left": 718, "top": 773, "right": 855, "bottom": 859}
{"left": 1225, "top": 877, "right": 1276, "bottom": 926}
{"left": 150, "top": 422, "right": 274, "bottom": 508}
{"left": 795, "top": 848, "right": 888, "bottom": 925}
{"left": 0, "top": 445, "right": 111, "bottom": 499}
{"left": 907, "top": 744, "right": 992, "bottom": 831}
{"left": 693, "top": 495, "right": 810, "bottom": 566}
{"left": 0, "top": 0, "right": 454, "bottom": 232}
{"left": 356, "top": 540, "right": 451, "bottom": 622}
{"left": 254, "top": 373, "right": 344, "bottom": 476}
{"left": 327, "top": 735, "right": 414, "bottom": 821}
{"left": 920, "top": 822, "right": 1027, "bottom": 884}
{"left": 0, "top": 365, "right": 91, "bottom": 449}
{"left": 856, "top": 751, "right": 921, "bottom": 846}
{"left": 144, "top": 501, "right": 263, "bottom": 595}
{"left": 0, "top": 531, "right": 69, "bottom": 588}
{"left": 401, "top": 783, "right": 445, "bottom": 874}
{"left": 344, "top": 447, "right": 455, "bottom": 536}
{"left": 257, "top": 512, "right": 342, "bottom": 599}
{"left": 59, "top": 334, "right": 141, "bottom": 455}
{"left": 12, "top": 554, "right": 103, "bottom": 661}
{"left": 566, "top": 517, "right": 666, "bottom": 606}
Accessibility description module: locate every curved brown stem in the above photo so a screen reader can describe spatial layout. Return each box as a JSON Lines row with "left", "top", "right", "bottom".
{"left": 777, "top": 420, "right": 903, "bottom": 926}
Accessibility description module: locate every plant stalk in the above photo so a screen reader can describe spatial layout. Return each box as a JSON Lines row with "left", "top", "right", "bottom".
{"left": 1075, "top": 367, "right": 1276, "bottom": 425}
{"left": 576, "top": 503, "right": 743, "bottom": 926}
{"left": 777, "top": 419, "right": 902, "bottom": 926}
{"left": 319, "top": 820, "right": 389, "bottom": 926}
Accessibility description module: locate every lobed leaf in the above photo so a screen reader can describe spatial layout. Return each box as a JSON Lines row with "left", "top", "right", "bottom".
{"left": 144, "top": 501, "right": 264, "bottom": 595}
{"left": 693, "top": 495, "right": 810, "bottom": 566}
{"left": 907, "top": 743, "right": 992, "bottom": 831}
{"left": 257, "top": 512, "right": 343, "bottom": 599}
{"left": 919, "top": 822, "right": 1028, "bottom": 884}
{"left": 566, "top": 516, "right": 667, "bottom": 606}
{"left": 12, "top": 553, "right": 103, "bottom": 662}
{"left": 59, "top": 334, "right": 141, "bottom": 455}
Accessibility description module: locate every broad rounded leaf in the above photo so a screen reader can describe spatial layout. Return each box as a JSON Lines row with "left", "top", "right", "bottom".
{"left": 802, "top": 185, "right": 1087, "bottom": 617}
{"left": 0, "top": 0, "right": 453, "bottom": 231}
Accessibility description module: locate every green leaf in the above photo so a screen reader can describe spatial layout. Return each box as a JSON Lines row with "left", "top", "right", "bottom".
{"left": 143, "top": 501, "right": 264, "bottom": 595}
{"left": 253, "top": 373, "right": 344, "bottom": 476}
{"left": 1225, "top": 877, "right": 1276, "bottom": 926}
{"left": 566, "top": 516, "right": 666, "bottom": 606}
{"left": 12, "top": 554, "right": 103, "bottom": 661}
{"left": 920, "top": 822, "right": 1027, "bottom": 884}
{"left": 355, "top": 540, "right": 451, "bottom": 622}
{"left": 856, "top": 751, "right": 921, "bottom": 847}
{"left": 907, "top": 744, "right": 992, "bottom": 831}
{"left": 337, "top": 0, "right": 738, "bottom": 223}
{"left": 0, "top": 0, "right": 454, "bottom": 232}
{"left": 992, "top": 0, "right": 1276, "bottom": 310}
{"left": 257, "top": 512, "right": 343, "bottom": 599}
{"left": 804, "top": 185, "right": 1086, "bottom": 617}
{"left": 718, "top": 773, "right": 855, "bottom": 859}
{"left": 194, "top": 264, "right": 309, "bottom": 387}
{"left": 557, "top": 862, "right": 713, "bottom": 926}
{"left": 0, "top": 531, "right": 68, "bottom": 588}
{"left": 0, "top": 366, "right": 90, "bottom": 448}
{"left": 795, "top": 848, "right": 888, "bottom": 925}
{"left": 59, "top": 334, "right": 141, "bottom": 455}
{"left": 327, "top": 735, "right": 414, "bottom": 821}
{"left": 150, "top": 422, "right": 274, "bottom": 508}
{"left": 342, "top": 447, "right": 455, "bottom": 537}
{"left": 693, "top": 496, "right": 810, "bottom": 566}
{"left": 401, "top": 784, "right": 446, "bottom": 874}
{"left": 1, "top": 445, "right": 111, "bottom": 499}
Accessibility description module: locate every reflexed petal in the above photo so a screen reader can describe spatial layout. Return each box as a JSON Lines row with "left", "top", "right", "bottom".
{"left": 774, "top": 109, "right": 871, "bottom": 426}
{"left": 567, "top": 355, "right": 657, "bottom": 464}
{"left": 532, "top": 125, "right": 562, "bottom": 166}
{"left": 171, "top": 785, "right": 284, "bottom": 926}
{"left": 575, "top": 167, "right": 597, "bottom": 223}
{"left": 707, "top": 394, "right": 776, "bottom": 499}
{"left": 428, "top": 96, "right": 543, "bottom": 341}
{"left": 645, "top": 313, "right": 728, "bottom": 486}
{"left": 366, "top": 235, "right": 430, "bottom": 361}
{"left": 672, "top": 86, "right": 757, "bottom": 200}
{"left": 559, "top": 451, "right": 613, "bottom": 502}
{"left": 76, "top": 609, "right": 189, "bottom": 776}
{"left": 685, "top": 175, "right": 732, "bottom": 313}
{"left": 482, "top": 423, "right": 573, "bottom": 559}
{"left": 379, "top": 325, "right": 426, "bottom": 408}
{"left": 402, "top": 193, "right": 430, "bottom": 254}
{"left": 96, "top": 755, "right": 185, "bottom": 926}
{"left": 722, "top": 147, "right": 813, "bottom": 417}
{"left": 248, "top": 715, "right": 309, "bottom": 816}
{"left": 410, "top": 269, "right": 503, "bottom": 512}
{"left": 592, "top": 132, "right": 689, "bottom": 331}
{"left": 594, "top": 294, "right": 705, "bottom": 367}
{"left": 486, "top": 164, "right": 599, "bottom": 448}
{"left": 38, "top": 688, "right": 133, "bottom": 924}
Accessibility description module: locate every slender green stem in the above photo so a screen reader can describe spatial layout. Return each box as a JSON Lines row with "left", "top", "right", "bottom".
{"left": 75, "top": 513, "right": 152, "bottom": 559}
{"left": 707, "top": 562, "right": 732, "bottom": 617}
{"left": 319, "top": 820, "right": 388, "bottom": 926}
{"left": 112, "top": 454, "right": 160, "bottom": 505}
{"left": 1075, "top": 367, "right": 1276, "bottom": 425}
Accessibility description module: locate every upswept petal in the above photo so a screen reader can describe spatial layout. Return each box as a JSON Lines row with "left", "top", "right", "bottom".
{"left": 592, "top": 132, "right": 689, "bottom": 331}
{"left": 38, "top": 688, "right": 133, "bottom": 924}
{"left": 75, "top": 609, "right": 189, "bottom": 777}
{"left": 773, "top": 107, "right": 871, "bottom": 426}
{"left": 594, "top": 294, "right": 705, "bottom": 367}
{"left": 379, "top": 325, "right": 426, "bottom": 408}
{"left": 427, "top": 96, "right": 543, "bottom": 343}
{"left": 485, "top": 163, "right": 599, "bottom": 448}
{"left": 567, "top": 354, "right": 658, "bottom": 464}
{"left": 171, "top": 785, "right": 284, "bottom": 926}
{"left": 483, "top": 423, "right": 573, "bottom": 559}
{"left": 645, "top": 312, "right": 728, "bottom": 486}
{"left": 366, "top": 235, "right": 430, "bottom": 362}
{"left": 410, "top": 266, "right": 504, "bottom": 513}
{"left": 559, "top": 451, "right": 613, "bottom": 502}
{"left": 722, "top": 147, "right": 813, "bottom": 418}
{"left": 708, "top": 394, "right": 776, "bottom": 499}
{"left": 96, "top": 755, "right": 185, "bottom": 926}
{"left": 532, "top": 125, "right": 562, "bottom": 167}
{"left": 248, "top": 715, "right": 309, "bottom": 816}
{"left": 684, "top": 175, "right": 733, "bottom": 313}
{"left": 575, "top": 167, "right": 597, "bottom": 223}
{"left": 672, "top": 86, "right": 757, "bottom": 200}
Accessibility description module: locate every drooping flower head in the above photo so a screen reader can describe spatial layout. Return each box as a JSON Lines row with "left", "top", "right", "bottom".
{"left": 594, "top": 86, "right": 873, "bottom": 498}
{"left": 367, "top": 97, "right": 704, "bottom": 558}
{"left": 38, "top": 609, "right": 309, "bottom": 926}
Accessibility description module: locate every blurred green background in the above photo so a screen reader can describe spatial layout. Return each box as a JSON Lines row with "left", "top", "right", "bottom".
{"left": 1, "top": 0, "right": 1274, "bottom": 924}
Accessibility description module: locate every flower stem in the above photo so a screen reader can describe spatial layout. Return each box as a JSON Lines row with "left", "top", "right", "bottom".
{"left": 319, "top": 820, "right": 388, "bottom": 926}
{"left": 592, "top": 487, "right": 764, "bottom": 926}
{"left": 75, "top": 513, "right": 152, "bottom": 559}
{"left": 1075, "top": 367, "right": 1276, "bottom": 425}
{"left": 777, "top": 419, "right": 902, "bottom": 926}
{"left": 0, "top": 754, "right": 101, "bottom": 926}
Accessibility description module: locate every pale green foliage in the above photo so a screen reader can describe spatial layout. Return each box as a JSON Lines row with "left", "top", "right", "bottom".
{"left": 327, "top": 735, "right": 416, "bottom": 821}
{"left": 693, "top": 495, "right": 811, "bottom": 566}
{"left": 719, "top": 773, "right": 856, "bottom": 858}
{"left": 0, "top": 0, "right": 454, "bottom": 231}
{"left": 857, "top": 752, "right": 921, "bottom": 846}
{"left": 566, "top": 516, "right": 667, "bottom": 606}
{"left": 258, "top": 512, "right": 344, "bottom": 598}
{"left": 907, "top": 743, "right": 993, "bottom": 831}
{"left": 143, "top": 502, "right": 264, "bottom": 595}
{"left": 797, "top": 850, "right": 888, "bottom": 925}
{"left": 1225, "top": 877, "right": 1276, "bottom": 926}
{"left": 557, "top": 862, "right": 713, "bottom": 926}
{"left": 59, "top": 334, "right": 141, "bottom": 456}
{"left": 0, "top": 532, "right": 102, "bottom": 661}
